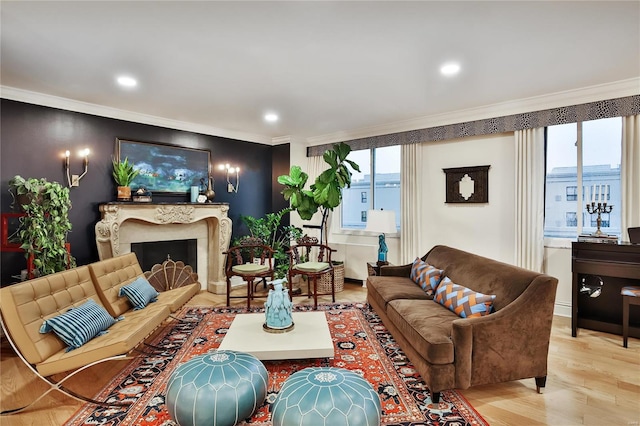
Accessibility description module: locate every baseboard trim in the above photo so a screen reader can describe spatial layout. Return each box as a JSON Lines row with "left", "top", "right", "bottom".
{"left": 554, "top": 302, "right": 571, "bottom": 318}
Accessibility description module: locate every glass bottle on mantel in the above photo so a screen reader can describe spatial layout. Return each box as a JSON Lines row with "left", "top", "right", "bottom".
{"left": 205, "top": 177, "right": 215, "bottom": 202}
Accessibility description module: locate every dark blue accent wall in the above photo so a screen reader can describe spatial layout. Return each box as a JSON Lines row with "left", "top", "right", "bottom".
{"left": 0, "top": 99, "right": 289, "bottom": 284}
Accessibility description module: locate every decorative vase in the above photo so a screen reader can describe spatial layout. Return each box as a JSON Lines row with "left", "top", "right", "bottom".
{"left": 205, "top": 177, "right": 215, "bottom": 202}
{"left": 117, "top": 186, "right": 131, "bottom": 201}
{"left": 264, "top": 279, "right": 294, "bottom": 332}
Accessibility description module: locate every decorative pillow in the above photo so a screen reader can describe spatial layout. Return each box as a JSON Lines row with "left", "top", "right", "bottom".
{"left": 434, "top": 277, "right": 496, "bottom": 318}
{"left": 410, "top": 258, "right": 444, "bottom": 295}
{"left": 119, "top": 277, "right": 159, "bottom": 310}
{"left": 39, "top": 299, "right": 116, "bottom": 351}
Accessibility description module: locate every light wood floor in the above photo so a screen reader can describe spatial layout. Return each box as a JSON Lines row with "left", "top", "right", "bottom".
{"left": 2, "top": 282, "right": 639, "bottom": 425}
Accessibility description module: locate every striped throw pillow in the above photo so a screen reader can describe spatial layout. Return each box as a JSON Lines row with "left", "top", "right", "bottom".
{"left": 119, "top": 277, "right": 159, "bottom": 310}
{"left": 410, "top": 258, "right": 444, "bottom": 295}
{"left": 39, "top": 299, "right": 116, "bottom": 351}
{"left": 434, "top": 277, "right": 496, "bottom": 318}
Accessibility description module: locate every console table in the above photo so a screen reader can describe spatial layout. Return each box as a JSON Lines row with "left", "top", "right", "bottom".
{"left": 571, "top": 241, "right": 640, "bottom": 338}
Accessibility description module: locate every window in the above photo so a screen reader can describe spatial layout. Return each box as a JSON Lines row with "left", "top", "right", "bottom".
{"left": 341, "top": 146, "right": 401, "bottom": 230}
{"left": 566, "top": 212, "right": 577, "bottom": 227}
{"left": 544, "top": 117, "right": 622, "bottom": 238}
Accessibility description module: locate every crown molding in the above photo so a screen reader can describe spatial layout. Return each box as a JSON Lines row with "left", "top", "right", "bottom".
{"left": 0, "top": 86, "right": 273, "bottom": 145}
{"left": 271, "top": 135, "right": 292, "bottom": 145}
{"left": 306, "top": 77, "right": 640, "bottom": 146}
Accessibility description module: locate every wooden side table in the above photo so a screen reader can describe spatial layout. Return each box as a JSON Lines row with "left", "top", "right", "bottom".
{"left": 367, "top": 261, "right": 389, "bottom": 276}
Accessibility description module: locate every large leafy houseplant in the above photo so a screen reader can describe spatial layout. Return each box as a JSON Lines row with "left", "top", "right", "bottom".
{"left": 238, "top": 208, "right": 303, "bottom": 279}
{"left": 9, "top": 175, "right": 76, "bottom": 277}
{"left": 277, "top": 142, "right": 360, "bottom": 244}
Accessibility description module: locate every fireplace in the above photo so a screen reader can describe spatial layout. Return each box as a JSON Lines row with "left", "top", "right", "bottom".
{"left": 131, "top": 239, "right": 198, "bottom": 273}
{"left": 95, "top": 203, "right": 232, "bottom": 293}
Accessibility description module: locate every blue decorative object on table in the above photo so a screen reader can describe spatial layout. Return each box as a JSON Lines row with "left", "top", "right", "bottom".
{"left": 166, "top": 350, "right": 268, "bottom": 426}
{"left": 264, "top": 278, "right": 294, "bottom": 332}
{"left": 272, "top": 367, "right": 381, "bottom": 426}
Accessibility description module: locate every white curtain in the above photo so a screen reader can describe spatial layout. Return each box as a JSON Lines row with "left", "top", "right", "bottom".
{"left": 514, "top": 128, "right": 545, "bottom": 272}
{"left": 400, "top": 143, "right": 423, "bottom": 264}
{"left": 621, "top": 114, "right": 640, "bottom": 240}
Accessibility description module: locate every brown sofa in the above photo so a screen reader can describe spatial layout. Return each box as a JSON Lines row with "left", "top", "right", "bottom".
{"left": 0, "top": 252, "right": 199, "bottom": 413}
{"left": 366, "top": 245, "right": 558, "bottom": 403}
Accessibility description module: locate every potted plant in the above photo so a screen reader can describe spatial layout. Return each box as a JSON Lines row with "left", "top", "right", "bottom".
{"left": 238, "top": 208, "right": 303, "bottom": 280}
{"left": 8, "top": 175, "right": 76, "bottom": 277}
{"left": 112, "top": 157, "right": 139, "bottom": 201}
{"left": 277, "top": 142, "right": 360, "bottom": 245}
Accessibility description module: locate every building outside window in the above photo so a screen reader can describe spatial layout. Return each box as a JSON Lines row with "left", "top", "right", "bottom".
{"left": 341, "top": 145, "right": 401, "bottom": 230}
{"left": 544, "top": 117, "right": 622, "bottom": 238}
{"left": 566, "top": 212, "right": 577, "bottom": 227}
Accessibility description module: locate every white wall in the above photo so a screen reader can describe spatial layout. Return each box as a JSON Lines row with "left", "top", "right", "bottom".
{"left": 419, "top": 133, "right": 516, "bottom": 264}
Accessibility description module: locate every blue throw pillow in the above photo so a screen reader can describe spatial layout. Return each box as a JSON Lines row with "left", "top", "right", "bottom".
{"left": 39, "top": 299, "right": 116, "bottom": 351}
{"left": 119, "top": 277, "right": 159, "bottom": 310}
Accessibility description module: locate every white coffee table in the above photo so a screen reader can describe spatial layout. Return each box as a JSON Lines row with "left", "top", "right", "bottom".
{"left": 218, "top": 311, "right": 334, "bottom": 360}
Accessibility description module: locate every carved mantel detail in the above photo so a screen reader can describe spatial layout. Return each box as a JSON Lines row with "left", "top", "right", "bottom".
{"left": 95, "top": 203, "right": 232, "bottom": 294}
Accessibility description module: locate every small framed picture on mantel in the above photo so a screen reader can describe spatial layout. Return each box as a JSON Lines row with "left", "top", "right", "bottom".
{"left": 442, "top": 165, "right": 490, "bottom": 203}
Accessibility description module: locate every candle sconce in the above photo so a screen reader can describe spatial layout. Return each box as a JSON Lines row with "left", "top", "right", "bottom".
{"left": 585, "top": 202, "right": 613, "bottom": 237}
{"left": 218, "top": 163, "right": 240, "bottom": 193}
{"left": 64, "top": 148, "right": 90, "bottom": 188}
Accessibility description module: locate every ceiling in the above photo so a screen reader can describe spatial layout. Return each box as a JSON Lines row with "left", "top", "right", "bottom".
{"left": 1, "top": 1, "right": 639, "bottom": 145}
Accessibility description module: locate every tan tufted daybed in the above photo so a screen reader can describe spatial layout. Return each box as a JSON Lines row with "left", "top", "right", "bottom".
{"left": 0, "top": 253, "right": 199, "bottom": 414}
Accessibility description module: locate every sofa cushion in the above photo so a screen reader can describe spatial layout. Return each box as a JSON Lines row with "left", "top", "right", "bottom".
{"left": 155, "top": 283, "right": 201, "bottom": 312}
{"left": 119, "top": 276, "right": 159, "bottom": 310}
{"left": 366, "top": 276, "right": 433, "bottom": 310}
{"left": 434, "top": 277, "right": 496, "bottom": 318}
{"left": 39, "top": 299, "right": 116, "bottom": 351}
{"left": 387, "top": 299, "right": 457, "bottom": 365}
{"left": 410, "top": 258, "right": 443, "bottom": 295}
{"left": 89, "top": 253, "right": 146, "bottom": 317}
{"left": 35, "top": 302, "right": 171, "bottom": 377}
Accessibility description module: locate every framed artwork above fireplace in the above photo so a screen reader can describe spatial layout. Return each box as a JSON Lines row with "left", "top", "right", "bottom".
{"left": 116, "top": 138, "right": 211, "bottom": 195}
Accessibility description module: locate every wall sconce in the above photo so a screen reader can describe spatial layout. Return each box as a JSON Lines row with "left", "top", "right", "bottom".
{"left": 64, "top": 148, "right": 90, "bottom": 187}
{"left": 219, "top": 163, "right": 240, "bottom": 193}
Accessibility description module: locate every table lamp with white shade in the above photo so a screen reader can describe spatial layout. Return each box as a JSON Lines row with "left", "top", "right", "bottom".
{"left": 365, "top": 209, "right": 397, "bottom": 265}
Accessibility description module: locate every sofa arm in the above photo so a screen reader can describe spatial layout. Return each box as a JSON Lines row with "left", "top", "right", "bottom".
{"left": 380, "top": 263, "right": 412, "bottom": 277}
{"left": 451, "top": 274, "right": 558, "bottom": 389}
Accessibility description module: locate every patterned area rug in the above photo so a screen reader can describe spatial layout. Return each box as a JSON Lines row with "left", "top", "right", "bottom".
{"left": 64, "top": 303, "right": 488, "bottom": 426}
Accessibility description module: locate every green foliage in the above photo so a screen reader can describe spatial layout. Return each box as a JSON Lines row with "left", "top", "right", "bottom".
{"left": 9, "top": 175, "right": 76, "bottom": 276}
{"left": 277, "top": 142, "right": 360, "bottom": 242}
{"left": 238, "top": 208, "right": 303, "bottom": 279}
{"left": 112, "top": 157, "right": 139, "bottom": 186}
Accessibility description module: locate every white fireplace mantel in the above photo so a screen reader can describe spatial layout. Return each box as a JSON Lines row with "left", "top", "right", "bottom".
{"left": 95, "top": 203, "right": 232, "bottom": 294}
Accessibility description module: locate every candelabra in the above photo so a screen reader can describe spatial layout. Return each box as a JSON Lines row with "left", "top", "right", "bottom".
{"left": 585, "top": 202, "right": 613, "bottom": 237}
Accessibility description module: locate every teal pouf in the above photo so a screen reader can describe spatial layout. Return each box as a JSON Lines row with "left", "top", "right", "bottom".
{"left": 272, "top": 367, "right": 381, "bottom": 426}
{"left": 166, "top": 350, "right": 268, "bottom": 426}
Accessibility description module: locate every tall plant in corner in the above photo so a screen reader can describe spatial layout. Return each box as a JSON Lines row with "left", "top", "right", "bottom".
{"left": 9, "top": 175, "right": 76, "bottom": 277}
{"left": 277, "top": 142, "right": 360, "bottom": 245}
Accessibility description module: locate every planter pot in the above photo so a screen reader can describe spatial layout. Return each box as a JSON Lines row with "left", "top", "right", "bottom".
{"left": 117, "top": 186, "right": 132, "bottom": 201}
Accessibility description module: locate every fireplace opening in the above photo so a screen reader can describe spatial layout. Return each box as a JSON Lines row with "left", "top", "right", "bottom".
{"left": 131, "top": 239, "right": 198, "bottom": 273}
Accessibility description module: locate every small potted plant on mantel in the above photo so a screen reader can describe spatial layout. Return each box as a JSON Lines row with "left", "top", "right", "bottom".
{"left": 112, "top": 157, "right": 139, "bottom": 201}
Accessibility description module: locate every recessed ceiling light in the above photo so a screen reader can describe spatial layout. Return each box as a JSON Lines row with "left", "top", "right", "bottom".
{"left": 440, "top": 63, "right": 461, "bottom": 76}
{"left": 264, "top": 113, "right": 279, "bottom": 123}
{"left": 117, "top": 76, "right": 137, "bottom": 87}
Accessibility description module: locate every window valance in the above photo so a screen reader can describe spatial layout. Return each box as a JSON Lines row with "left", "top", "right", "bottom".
{"left": 307, "top": 95, "right": 640, "bottom": 157}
